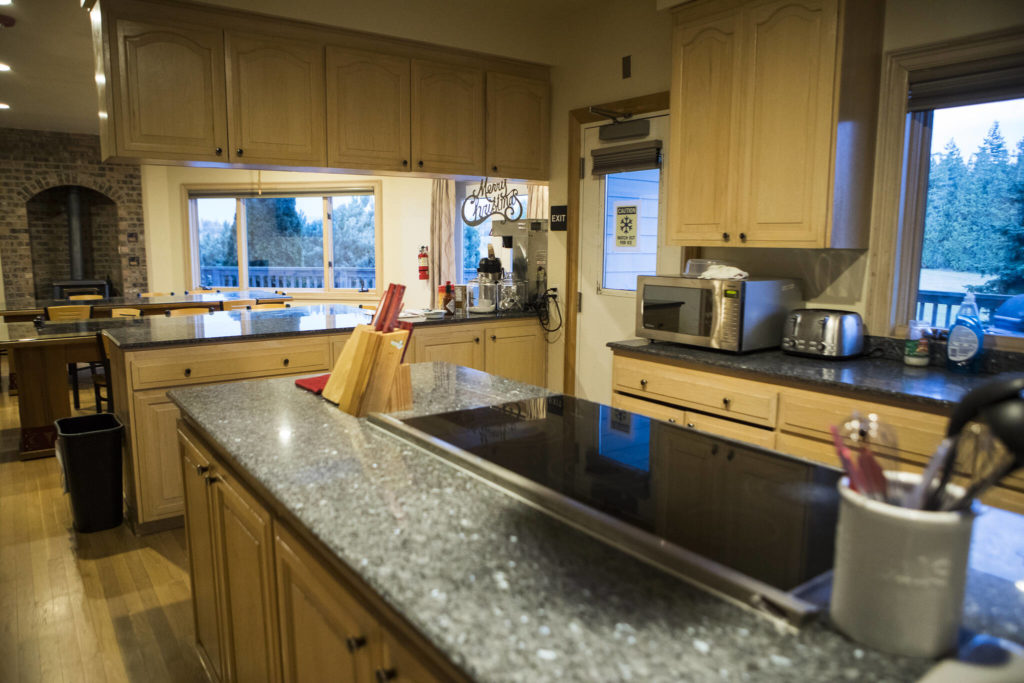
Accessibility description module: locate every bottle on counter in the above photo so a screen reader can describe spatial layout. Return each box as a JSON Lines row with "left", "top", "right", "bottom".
{"left": 946, "top": 292, "right": 984, "bottom": 373}
{"left": 904, "top": 320, "right": 932, "bottom": 367}
{"left": 442, "top": 281, "right": 455, "bottom": 316}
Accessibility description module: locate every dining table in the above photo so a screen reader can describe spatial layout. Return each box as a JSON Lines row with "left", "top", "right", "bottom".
{"left": 0, "top": 290, "right": 290, "bottom": 458}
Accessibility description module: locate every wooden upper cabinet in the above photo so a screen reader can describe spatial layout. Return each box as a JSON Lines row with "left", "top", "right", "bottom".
{"left": 485, "top": 72, "right": 550, "bottom": 180}
{"left": 666, "top": 13, "right": 740, "bottom": 244}
{"left": 736, "top": 0, "right": 835, "bottom": 246}
{"left": 326, "top": 47, "right": 411, "bottom": 172}
{"left": 666, "top": 0, "right": 883, "bottom": 249}
{"left": 411, "top": 59, "right": 485, "bottom": 175}
{"left": 112, "top": 18, "right": 227, "bottom": 161}
{"left": 225, "top": 31, "right": 327, "bottom": 167}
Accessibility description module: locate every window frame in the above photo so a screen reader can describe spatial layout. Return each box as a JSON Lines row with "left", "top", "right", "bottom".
{"left": 866, "top": 28, "right": 1024, "bottom": 350}
{"left": 183, "top": 181, "right": 383, "bottom": 300}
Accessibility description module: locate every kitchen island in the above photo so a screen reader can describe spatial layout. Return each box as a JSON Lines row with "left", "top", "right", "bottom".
{"left": 98, "top": 304, "right": 547, "bottom": 530}
{"left": 170, "top": 363, "right": 1024, "bottom": 682}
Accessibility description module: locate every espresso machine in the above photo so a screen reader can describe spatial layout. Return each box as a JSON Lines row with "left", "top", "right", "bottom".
{"left": 489, "top": 218, "right": 549, "bottom": 310}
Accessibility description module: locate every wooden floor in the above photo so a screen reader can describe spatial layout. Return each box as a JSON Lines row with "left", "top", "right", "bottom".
{"left": 0, "top": 355, "right": 208, "bottom": 682}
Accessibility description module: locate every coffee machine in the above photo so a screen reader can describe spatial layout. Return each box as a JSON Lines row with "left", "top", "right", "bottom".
{"left": 489, "top": 218, "right": 549, "bottom": 309}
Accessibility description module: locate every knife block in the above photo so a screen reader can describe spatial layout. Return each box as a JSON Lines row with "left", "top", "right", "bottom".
{"left": 322, "top": 325, "right": 412, "bottom": 417}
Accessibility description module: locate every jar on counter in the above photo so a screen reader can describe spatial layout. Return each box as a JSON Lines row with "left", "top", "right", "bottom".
{"left": 904, "top": 320, "right": 932, "bottom": 366}
{"left": 468, "top": 279, "right": 496, "bottom": 313}
{"left": 497, "top": 278, "right": 527, "bottom": 312}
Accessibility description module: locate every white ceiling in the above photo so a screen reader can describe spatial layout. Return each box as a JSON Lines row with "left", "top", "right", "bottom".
{"left": 0, "top": 0, "right": 605, "bottom": 136}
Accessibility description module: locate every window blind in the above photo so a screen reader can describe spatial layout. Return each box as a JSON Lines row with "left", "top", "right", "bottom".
{"left": 591, "top": 140, "right": 662, "bottom": 176}
{"left": 907, "top": 54, "right": 1024, "bottom": 111}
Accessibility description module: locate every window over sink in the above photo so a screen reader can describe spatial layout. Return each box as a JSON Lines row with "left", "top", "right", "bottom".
{"left": 187, "top": 182, "right": 382, "bottom": 296}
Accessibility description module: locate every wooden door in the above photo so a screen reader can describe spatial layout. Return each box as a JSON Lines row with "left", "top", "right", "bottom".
{"left": 210, "top": 469, "right": 280, "bottom": 683}
{"left": 180, "top": 432, "right": 224, "bottom": 682}
{"left": 412, "top": 325, "right": 485, "bottom": 370}
{"left": 484, "top": 324, "right": 545, "bottom": 386}
{"left": 485, "top": 72, "right": 550, "bottom": 180}
{"left": 275, "top": 526, "right": 376, "bottom": 683}
{"left": 226, "top": 31, "right": 326, "bottom": 166}
{"left": 411, "top": 60, "right": 484, "bottom": 175}
{"left": 132, "top": 389, "right": 184, "bottom": 523}
{"left": 734, "top": 0, "right": 836, "bottom": 246}
{"left": 113, "top": 18, "right": 227, "bottom": 161}
{"left": 666, "top": 13, "right": 741, "bottom": 246}
{"left": 326, "top": 47, "right": 410, "bottom": 171}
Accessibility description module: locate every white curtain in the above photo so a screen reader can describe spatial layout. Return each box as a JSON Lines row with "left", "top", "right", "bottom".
{"left": 429, "top": 179, "right": 456, "bottom": 305}
{"left": 526, "top": 183, "right": 549, "bottom": 219}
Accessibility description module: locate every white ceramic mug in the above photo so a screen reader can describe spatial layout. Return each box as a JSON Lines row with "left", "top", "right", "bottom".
{"left": 830, "top": 472, "right": 975, "bottom": 658}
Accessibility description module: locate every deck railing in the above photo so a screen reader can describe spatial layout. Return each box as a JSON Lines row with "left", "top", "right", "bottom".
{"left": 914, "top": 290, "right": 1010, "bottom": 328}
{"left": 199, "top": 265, "right": 376, "bottom": 291}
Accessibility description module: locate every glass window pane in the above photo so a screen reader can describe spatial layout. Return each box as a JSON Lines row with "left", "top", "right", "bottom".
{"left": 245, "top": 197, "right": 324, "bottom": 290}
{"left": 455, "top": 181, "right": 530, "bottom": 283}
{"left": 603, "top": 168, "right": 659, "bottom": 291}
{"left": 917, "top": 98, "right": 1024, "bottom": 334}
{"left": 332, "top": 194, "right": 376, "bottom": 291}
{"left": 195, "top": 198, "right": 238, "bottom": 288}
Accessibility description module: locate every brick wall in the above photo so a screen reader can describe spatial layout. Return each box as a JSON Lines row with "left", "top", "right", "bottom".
{"left": 0, "top": 128, "right": 146, "bottom": 308}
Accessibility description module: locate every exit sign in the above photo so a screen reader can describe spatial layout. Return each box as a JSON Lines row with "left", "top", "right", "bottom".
{"left": 550, "top": 205, "right": 567, "bottom": 231}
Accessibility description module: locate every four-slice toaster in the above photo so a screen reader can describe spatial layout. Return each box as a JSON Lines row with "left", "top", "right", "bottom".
{"left": 781, "top": 309, "right": 864, "bottom": 359}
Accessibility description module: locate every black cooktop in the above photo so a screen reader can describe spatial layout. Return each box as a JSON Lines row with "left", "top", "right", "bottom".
{"left": 399, "top": 395, "right": 841, "bottom": 597}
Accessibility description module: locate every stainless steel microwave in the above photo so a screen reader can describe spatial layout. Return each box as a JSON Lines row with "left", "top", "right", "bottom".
{"left": 636, "top": 276, "right": 800, "bottom": 352}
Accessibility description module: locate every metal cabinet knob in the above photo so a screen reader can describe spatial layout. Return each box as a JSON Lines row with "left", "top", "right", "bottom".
{"left": 491, "top": 335, "right": 497, "bottom": 341}
{"left": 375, "top": 669, "right": 397, "bottom": 682}
{"left": 722, "top": 232, "right": 730, "bottom": 241}
{"left": 402, "top": 160, "right": 408, "bottom": 166}
{"left": 184, "top": 368, "right": 192, "bottom": 377}
{"left": 687, "top": 422, "right": 695, "bottom": 428}
{"left": 492, "top": 165, "right": 498, "bottom": 172}
{"left": 194, "top": 464, "right": 209, "bottom": 476}
{"left": 345, "top": 635, "right": 367, "bottom": 652}
{"left": 283, "top": 358, "right": 290, "bottom": 367}
{"left": 205, "top": 475, "right": 220, "bottom": 486}
{"left": 236, "top": 148, "right": 244, "bottom": 156}
{"left": 667, "top": 418, "right": 676, "bottom": 423}
{"left": 417, "top": 160, "right": 424, "bottom": 168}
{"left": 215, "top": 147, "right": 223, "bottom": 155}
{"left": 739, "top": 233, "right": 747, "bottom": 242}
{"left": 474, "top": 337, "right": 480, "bottom": 343}
{"left": 640, "top": 379, "right": 648, "bottom": 388}
{"left": 722, "top": 397, "right": 731, "bottom": 408}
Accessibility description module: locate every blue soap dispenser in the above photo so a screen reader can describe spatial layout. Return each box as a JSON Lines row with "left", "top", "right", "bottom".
{"left": 946, "top": 292, "right": 984, "bottom": 373}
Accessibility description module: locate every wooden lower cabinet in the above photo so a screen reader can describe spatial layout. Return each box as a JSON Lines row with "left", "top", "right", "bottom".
{"left": 133, "top": 388, "right": 186, "bottom": 523}
{"left": 413, "top": 325, "right": 485, "bottom": 371}
{"left": 179, "top": 425, "right": 460, "bottom": 683}
{"left": 410, "top": 319, "right": 547, "bottom": 387}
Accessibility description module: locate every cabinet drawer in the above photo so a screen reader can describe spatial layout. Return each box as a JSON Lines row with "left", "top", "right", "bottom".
{"left": 613, "top": 355, "right": 777, "bottom": 427}
{"left": 131, "top": 338, "right": 331, "bottom": 389}
{"left": 778, "top": 388, "right": 947, "bottom": 464}
{"left": 684, "top": 411, "right": 776, "bottom": 449}
{"left": 611, "top": 392, "right": 687, "bottom": 425}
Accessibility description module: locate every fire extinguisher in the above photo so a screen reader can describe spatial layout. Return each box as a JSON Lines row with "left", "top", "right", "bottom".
{"left": 418, "top": 246, "right": 429, "bottom": 280}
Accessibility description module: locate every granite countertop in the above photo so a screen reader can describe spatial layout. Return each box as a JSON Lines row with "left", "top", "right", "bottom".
{"left": 608, "top": 339, "right": 1005, "bottom": 410}
{"left": 0, "top": 304, "right": 538, "bottom": 350}
{"left": 168, "top": 363, "right": 1024, "bottom": 682}
{"left": 0, "top": 289, "right": 289, "bottom": 315}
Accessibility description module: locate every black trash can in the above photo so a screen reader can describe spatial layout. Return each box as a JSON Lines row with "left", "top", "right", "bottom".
{"left": 55, "top": 413, "right": 124, "bottom": 533}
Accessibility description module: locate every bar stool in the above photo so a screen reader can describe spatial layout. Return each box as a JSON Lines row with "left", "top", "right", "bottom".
{"left": 44, "top": 305, "right": 98, "bottom": 410}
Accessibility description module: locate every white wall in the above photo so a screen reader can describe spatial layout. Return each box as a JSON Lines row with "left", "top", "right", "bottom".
{"left": 140, "top": 165, "right": 436, "bottom": 309}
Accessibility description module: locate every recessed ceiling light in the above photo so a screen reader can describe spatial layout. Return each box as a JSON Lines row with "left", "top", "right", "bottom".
{"left": 0, "top": 63, "right": 11, "bottom": 72}
{"left": 0, "top": 103, "right": 10, "bottom": 110}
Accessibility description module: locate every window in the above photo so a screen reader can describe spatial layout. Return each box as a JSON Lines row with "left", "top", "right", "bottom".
{"left": 454, "top": 181, "right": 530, "bottom": 284}
{"left": 869, "top": 29, "right": 1024, "bottom": 343}
{"left": 189, "top": 183, "right": 381, "bottom": 295}
{"left": 913, "top": 99, "right": 1024, "bottom": 332}
{"left": 601, "top": 168, "right": 660, "bottom": 291}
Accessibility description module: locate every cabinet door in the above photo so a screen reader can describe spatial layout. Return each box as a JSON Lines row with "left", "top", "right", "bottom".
{"left": 485, "top": 72, "right": 549, "bottom": 180}
{"left": 413, "top": 325, "right": 485, "bottom": 370}
{"left": 276, "top": 526, "right": 376, "bottom": 683}
{"left": 327, "top": 47, "right": 410, "bottom": 171}
{"left": 180, "top": 431, "right": 224, "bottom": 682}
{"left": 735, "top": 0, "right": 836, "bottom": 246}
{"left": 210, "top": 470, "right": 280, "bottom": 683}
{"left": 374, "top": 629, "right": 445, "bottom": 683}
{"left": 226, "top": 31, "right": 326, "bottom": 166}
{"left": 113, "top": 18, "right": 227, "bottom": 161}
{"left": 484, "top": 324, "right": 545, "bottom": 387}
{"left": 411, "top": 60, "right": 484, "bottom": 175}
{"left": 133, "top": 389, "right": 184, "bottom": 523}
{"left": 666, "top": 13, "right": 741, "bottom": 246}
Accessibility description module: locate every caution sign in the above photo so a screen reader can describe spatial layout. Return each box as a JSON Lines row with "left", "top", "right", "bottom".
{"left": 614, "top": 203, "right": 639, "bottom": 249}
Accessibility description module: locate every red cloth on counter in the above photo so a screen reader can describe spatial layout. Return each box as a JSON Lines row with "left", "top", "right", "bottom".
{"left": 294, "top": 373, "right": 331, "bottom": 395}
